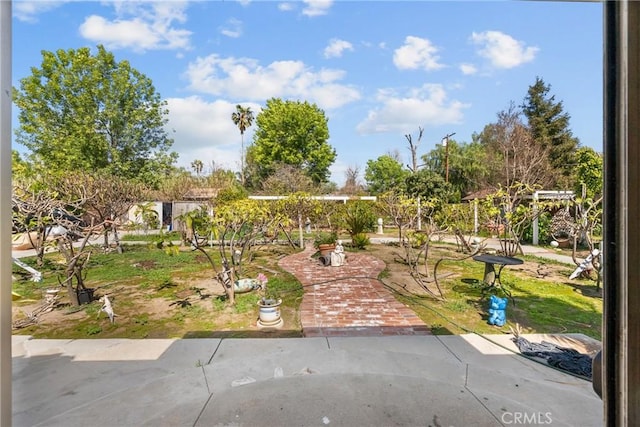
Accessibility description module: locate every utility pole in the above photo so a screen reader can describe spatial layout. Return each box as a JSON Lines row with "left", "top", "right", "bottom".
{"left": 441, "top": 132, "right": 456, "bottom": 183}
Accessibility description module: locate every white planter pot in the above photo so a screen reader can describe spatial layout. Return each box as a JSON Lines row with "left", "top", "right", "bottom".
{"left": 257, "top": 298, "right": 283, "bottom": 329}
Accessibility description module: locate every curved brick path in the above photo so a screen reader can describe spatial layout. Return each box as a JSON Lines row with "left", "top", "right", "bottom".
{"left": 278, "top": 245, "right": 431, "bottom": 337}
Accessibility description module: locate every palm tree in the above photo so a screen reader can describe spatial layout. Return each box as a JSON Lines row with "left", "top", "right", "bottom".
{"left": 231, "top": 105, "right": 254, "bottom": 185}
{"left": 191, "top": 159, "right": 204, "bottom": 177}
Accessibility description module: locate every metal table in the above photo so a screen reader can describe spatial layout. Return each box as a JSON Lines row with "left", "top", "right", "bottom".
{"left": 472, "top": 254, "right": 523, "bottom": 302}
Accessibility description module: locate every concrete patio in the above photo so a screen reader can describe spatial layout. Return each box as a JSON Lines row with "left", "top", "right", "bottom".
{"left": 12, "top": 333, "right": 602, "bottom": 426}
{"left": 11, "top": 236, "right": 602, "bottom": 426}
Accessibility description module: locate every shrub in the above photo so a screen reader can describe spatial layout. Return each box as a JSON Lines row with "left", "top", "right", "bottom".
{"left": 408, "top": 230, "right": 428, "bottom": 248}
{"left": 523, "top": 211, "right": 551, "bottom": 244}
{"left": 342, "top": 201, "right": 377, "bottom": 237}
{"left": 351, "top": 232, "right": 370, "bottom": 249}
{"left": 313, "top": 231, "right": 338, "bottom": 249}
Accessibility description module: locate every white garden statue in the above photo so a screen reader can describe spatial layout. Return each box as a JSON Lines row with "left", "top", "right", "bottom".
{"left": 330, "top": 240, "right": 346, "bottom": 267}
{"left": 99, "top": 295, "right": 116, "bottom": 323}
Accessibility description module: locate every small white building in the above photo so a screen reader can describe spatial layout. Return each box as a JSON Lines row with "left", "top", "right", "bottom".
{"left": 127, "top": 188, "right": 219, "bottom": 232}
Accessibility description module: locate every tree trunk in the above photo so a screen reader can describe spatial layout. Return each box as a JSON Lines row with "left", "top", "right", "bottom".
{"left": 298, "top": 213, "right": 304, "bottom": 248}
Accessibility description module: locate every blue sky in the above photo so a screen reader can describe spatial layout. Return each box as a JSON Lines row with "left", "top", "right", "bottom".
{"left": 11, "top": 0, "right": 603, "bottom": 185}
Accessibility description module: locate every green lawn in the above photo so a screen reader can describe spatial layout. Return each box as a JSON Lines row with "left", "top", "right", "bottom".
{"left": 385, "top": 249, "right": 602, "bottom": 340}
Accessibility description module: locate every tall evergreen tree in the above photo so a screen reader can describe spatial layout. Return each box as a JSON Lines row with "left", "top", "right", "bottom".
{"left": 521, "top": 77, "right": 579, "bottom": 188}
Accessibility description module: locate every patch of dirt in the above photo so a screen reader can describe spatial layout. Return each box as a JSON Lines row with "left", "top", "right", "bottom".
{"left": 133, "top": 260, "right": 157, "bottom": 270}
{"left": 12, "top": 300, "right": 81, "bottom": 329}
{"left": 11, "top": 263, "right": 300, "bottom": 339}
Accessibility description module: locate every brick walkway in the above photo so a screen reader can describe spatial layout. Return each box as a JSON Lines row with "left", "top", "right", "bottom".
{"left": 278, "top": 245, "right": 431, "bottom": 337}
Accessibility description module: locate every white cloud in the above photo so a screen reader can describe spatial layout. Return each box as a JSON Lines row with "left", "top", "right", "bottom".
{"left": 302, "top": 0, "right": 333, "bottom": 17}
{"left": 184, "top": 54, "right": 361, "bottom": 110}
{"left": 166, "top": 96, "right": 262, "bottom": 172}
{"left": 393, "top": 36, "right": 444, "bottom": 71}
{"left": 324, "top": 38, "right": 354, "bottom": 58}
{"left": 460, "top": 63, "right": 477, "bottom": 75}
{"left": 220, "top": 18, "right": 243, "bottom": 38}
{"left": 79, "top": 2, "right": 192, "bottom": 52}
{"left": 13, "top": 0, "right": 67, "bottom": 23}
{"left": 356, "top": 84, "right": 469, "bottom": 134}
{"left": 470, "top": 30, "right": 538, "bottom": 69}
{"left": 278, "top": 3, "right": 295, "bottom": 12}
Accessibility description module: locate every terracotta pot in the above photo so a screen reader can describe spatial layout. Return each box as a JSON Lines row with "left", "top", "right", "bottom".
{"left": 318, "top": 243, "right": 335, "bottom": 257}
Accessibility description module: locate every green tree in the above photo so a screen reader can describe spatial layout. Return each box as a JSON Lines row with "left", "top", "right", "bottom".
{"left": 454, "top": 142, "right": 491, "bottom": 196}
{"left": 231, "top": 105, "right": 254, "bottom": 185}
{"left": 419, "top": 139, "right": 490, "bottom": 200}
{"left": 364, "top": 155, "right": 409, "bottom": 195}
{"left": 13, "top": 45, "right": 177, "bottom": 187}
{"left": 405, "top": 169, "right": 451, "bottom": 202}
{"left": 521, "top": 77, "right": 579, "bottom": 187}
{"left": 11, "top": 150, "right": 31, "bottom": 182}
{"left": 204, "top": 165, "right": 240, "bottom": 189}
{"left": 249, "top": 98, "right": 335, "bottom": 185}
{"left": 133, "top": 202, "right": 160, "bottom": 233}
{"left": 214, "top": 184, "right": 249, "bottom": 205}
{"left": 574, "top": 146, "right": 603, "bottom": 199}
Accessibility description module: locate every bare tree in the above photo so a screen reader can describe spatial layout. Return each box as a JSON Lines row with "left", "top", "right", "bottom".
{"left": 55, "top": 171, "right": 144, "bottom": 251}
{"left": 376, "top": 192, "right": 447, "bottom": 301}
{"left": 376, "top": 192, "right": 418, "bottom": 243}
{"left": 53, "top": 212, "right": 103, "bottom": 306}
{"left": 154, "top": 173, "right": 196, "bottom": 201}
{"left": 485, "top": 103, "right": 554, "bottom": 188}
{"left": 342, "top": 165, "right": 364, "bottom": 195}
{"left": 484, "top": 182, "right": 559, "bottom": 257}
{"left": 508, "top": 125, "right": 554, "bottom": 188}
{"left": 570, "top": 195, "right": 604, "bottom": 290}
{"left": 260, "top": 164, "right": 315, "bottom": 194}
{"left": 386, "top": 148, "right": 403, "bottom": 163}
{"left": 14, "top": 184, "right": 105, "bottom": 305}
{"left": 12, "top": 186, "right": 62, "bottom": 266}
{"left": 405, "top": 127, "right": 424, "bottom": 173}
